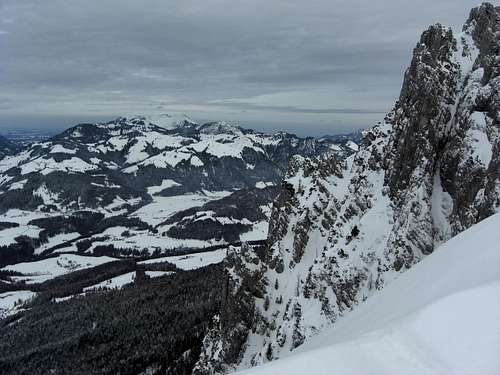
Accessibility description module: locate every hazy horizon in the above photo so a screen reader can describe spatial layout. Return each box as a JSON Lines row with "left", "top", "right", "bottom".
{"left": 0, "top": 0, "right": 483, "bottom": 135}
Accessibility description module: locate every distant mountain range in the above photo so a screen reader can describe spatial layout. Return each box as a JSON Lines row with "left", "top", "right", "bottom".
{"left": 0, "top": 115, "right": 359, "bottom": 265}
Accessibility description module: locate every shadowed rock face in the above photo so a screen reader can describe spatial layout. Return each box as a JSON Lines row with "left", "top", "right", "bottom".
{"left": 467, "top": 2, "right": 500, "bottom": 83}
{"left": 194, "top": 3, "right": 500, "bottom": 373}
{"left": 385, "top": 24, "right": 458, "bottom": 198}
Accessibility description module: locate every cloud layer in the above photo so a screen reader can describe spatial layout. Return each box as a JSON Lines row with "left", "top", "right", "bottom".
{"left": 0, "top": 0, "right": 481, "bottom": 135}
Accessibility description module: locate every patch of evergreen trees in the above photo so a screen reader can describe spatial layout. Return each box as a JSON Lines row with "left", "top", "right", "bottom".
{"left": 0, "top": 264, "right": 222, "bottom": 375}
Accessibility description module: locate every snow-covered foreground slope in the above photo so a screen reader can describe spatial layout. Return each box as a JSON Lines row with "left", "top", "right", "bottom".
{"left": 237, "top": 213, "right": 500, "bottom": 375}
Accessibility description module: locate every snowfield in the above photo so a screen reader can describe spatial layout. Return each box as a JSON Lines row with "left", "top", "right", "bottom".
{"left": 83, "top": 270, "right": 173, "bottom": 291}
{"left": 2, "top": 254, "right": 118, "bottom": 284}
{"left": 0, "top": 290, "right": 37, "bottom": 319}
{"left": 237, "top": 213, "right": 500, "bottom": 375}
{"left": 239, "top": 220, "right": 269, "bottom": 242}
{"left": 20, "top": 156, "right": 98, "bottom": 175}
{"left": 33, "top": 232, "right": 81, "bottom": 255}
{"left": 132, "top": 190, "right": 232, "bottom": 226}
{"left": 0, "top": 224, "right": 43, "bottom": 246}
{"left": 139, "top": 249, "right": 227, "bottom": 270}
{"left": 147, "top": 179, "right": 182, "bottom": 195}
{"left": 87, "top": 226, "right": 214, "bottom": 253}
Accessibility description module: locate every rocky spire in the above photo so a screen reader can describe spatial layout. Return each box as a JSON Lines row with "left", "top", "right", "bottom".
{"left": 195, "top": 4, "right": 499, "bottom": 373}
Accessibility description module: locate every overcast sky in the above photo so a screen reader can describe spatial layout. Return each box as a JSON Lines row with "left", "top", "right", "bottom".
{"left": 0, "top": 0, "right": 483, "bottom": 136}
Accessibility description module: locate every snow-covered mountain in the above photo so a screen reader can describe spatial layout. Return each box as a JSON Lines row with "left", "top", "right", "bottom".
{"left": 235, "top": 212, "right": 500, "bottom": 375}
{"left": 194, "top": 3, "right": 499, "bottom": 373}
{"left": 0, "top": 115, "right": 356, "bottom": 264}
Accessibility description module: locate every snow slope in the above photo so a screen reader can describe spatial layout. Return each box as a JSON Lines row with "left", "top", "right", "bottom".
{"left": 2, "top": 254, "right": 117, "bottom": 284}
{"left": 133, "top": 191, "right": 232, "bottom": 226}
{"left": 139, "top": 249, "right": 227, "bottom": 270}
{"left": 83, "top": 270, "right": 173, "bottom": 291}
{"left": 0, "top": 290, "right": 37, "bottom": 319}
{"left": 236, "top": 213, "right": 500, "bottom": 375}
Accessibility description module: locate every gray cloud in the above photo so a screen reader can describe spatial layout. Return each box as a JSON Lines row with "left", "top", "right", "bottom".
{"left": 209, "top": 102, "right": 387, "bottom": 115}
{"left": 0, "top": 0, "right": 482, "bottom": 136}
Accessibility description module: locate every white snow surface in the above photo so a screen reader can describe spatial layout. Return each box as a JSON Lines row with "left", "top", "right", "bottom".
{"left": 20, "top": 157, "right": 98, "bottom": 175}
{"left": 50, "top": 144, "right": 77, "bottom": 154}
{"left": 83, "top": 270, "right": 173, "bottom": 291}
{"left": 236, "top": 213, "right": 500, "bottom": 375}
{"left": 0, "top": 209, "right": 50, "bottom": 225}
{"left": 147, "top": 179, "right": 181, "bottom": 195}
{"left": 133, "top": 191, "right": 232, "bottom": 226}
{"left": 139, "top": 249, "right": 227, "bottom": 270}
{"left": 2, "top": 254, "right": 117, "bottom": 284}
{"left": 345, "top": 140, "right": 359, "bottom": 151}
{"left": 87, "top": 226, "right": 214, "bottom": 253}
{"left": 239, "top": 219, "right": 269, "bottom": 242}
{"left": 467, "top": 127, "right": 493, "bottom": 167}
{"left": 139, "top": 113, "right": 196, "bottom": 129}
{"left": 8, "top": 179, "right": 28, "bottom": 190}
{"left": 0, "top": 290, "right": 37, "bottom": 319}
{"left": 0, "top": 226, "right": 43, "bottom": 246}
{"left": 34, "top": 232, "right": 81, "bottom": 255}
{"left": 255, "top": 181, "right": 274, "bottom": 189}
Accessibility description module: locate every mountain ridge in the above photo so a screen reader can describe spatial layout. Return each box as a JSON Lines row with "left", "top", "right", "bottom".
{"left": 194, "top": 3, "right": 500, "bottom": 373}
{"left": 0, "top": 116, "right": 358, "bottom": 265}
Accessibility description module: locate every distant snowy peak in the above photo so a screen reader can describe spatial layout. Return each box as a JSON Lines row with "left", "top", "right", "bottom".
{"left": 57, "top": 114, "right": 198, "bottom": 136}
{"left": 0, "top": 109, "right": 356, "bottom": 220}
{"left": 197, "top": 121, "right": 243, "bottom": 136}
{"left": 119, "top": 113, "right": 198, "bottom": 130}
{"left": 320, "top": 129, "right": 364, "bottom": 145}
{"left": 109, "top": 115, "right": 246, "bottom": 136}
{"left": 0, "top": 113, "right": 359, "bottom": 266}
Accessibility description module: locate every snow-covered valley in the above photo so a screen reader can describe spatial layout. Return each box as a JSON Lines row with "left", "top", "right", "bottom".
{"left": 0, "top": 115, "right": 357, "bottom": 261}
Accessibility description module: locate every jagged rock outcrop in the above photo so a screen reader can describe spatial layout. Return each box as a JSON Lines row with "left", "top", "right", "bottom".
{"left": 194, "top": 242, "right": 268, "bottom": 374}
{"left": 194, "top": 3, "right": 499, "bottom": 373}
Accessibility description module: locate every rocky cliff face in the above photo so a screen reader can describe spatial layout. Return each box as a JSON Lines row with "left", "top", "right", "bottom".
{"left": 194, "top": 3, "right": 500, "bottom": 373}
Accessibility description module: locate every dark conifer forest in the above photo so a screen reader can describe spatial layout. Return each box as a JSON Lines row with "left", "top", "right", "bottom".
{"left": 0, "top": 264, "right": 222, "bottom": 375}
